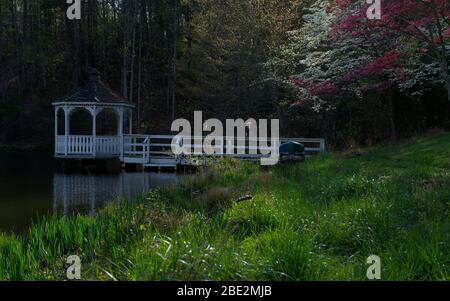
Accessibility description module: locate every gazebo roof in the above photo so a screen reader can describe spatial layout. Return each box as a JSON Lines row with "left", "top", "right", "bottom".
{"left": 53, "top": 69, "right": 133, "bottom": 107}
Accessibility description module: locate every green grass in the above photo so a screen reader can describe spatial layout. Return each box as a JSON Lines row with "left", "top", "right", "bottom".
{"left": 0, "top": 132, "right": 449, "bottom": 280}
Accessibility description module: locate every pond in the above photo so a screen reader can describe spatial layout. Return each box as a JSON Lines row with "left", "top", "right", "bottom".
{"left": 0, "top": 152, "right": 179, "bottom": 234}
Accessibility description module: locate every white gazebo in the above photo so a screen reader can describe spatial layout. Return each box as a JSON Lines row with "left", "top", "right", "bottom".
{"left": 53, "top": 69, "right": 135, "bottom": 160}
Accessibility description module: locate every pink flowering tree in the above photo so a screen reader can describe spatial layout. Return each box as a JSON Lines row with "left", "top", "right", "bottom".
{"left": 272, "top": 0, "right": 448, "bottom": 142}
{"left": 275, "top": 0, "right": 407, "bottom": 141}
{"left": 274, "top": 0, "right": 372, "bottom": 110}
{"left": 333, "top": 0, "right": 450, "bottom": 102}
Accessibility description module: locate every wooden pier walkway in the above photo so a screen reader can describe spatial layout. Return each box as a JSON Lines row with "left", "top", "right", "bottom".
{"left": 55, "top": 134, "right": 326, "bottom": 170}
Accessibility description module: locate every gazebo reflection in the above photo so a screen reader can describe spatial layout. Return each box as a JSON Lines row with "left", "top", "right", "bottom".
{"left": 52, "top": 172, "right": 178, "bottom": 216}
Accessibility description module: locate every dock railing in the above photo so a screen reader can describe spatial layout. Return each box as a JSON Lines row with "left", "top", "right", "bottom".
{"left": 149, "top": 136, "right": 325, "bottom": 158}
{"left": 123, "top": 135, "right": 151, "bottom": 164}
{"left": 55, "top": 134, "right": 325, "bottom": 163}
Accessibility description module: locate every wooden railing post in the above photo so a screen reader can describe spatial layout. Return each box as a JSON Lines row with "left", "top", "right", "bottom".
{"left": 320, "top": 139, "right": 326, "bottom": 154}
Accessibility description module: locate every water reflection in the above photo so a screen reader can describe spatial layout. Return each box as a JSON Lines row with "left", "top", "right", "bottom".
{"left": 52, "top": 172, "right": 178, "bottom": 217}
{"left": 0, "top": 152, "right": 180, "bottom": 233}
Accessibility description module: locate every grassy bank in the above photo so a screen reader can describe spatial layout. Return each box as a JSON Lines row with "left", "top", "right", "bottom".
{"left": 1, "top": 133, "right": 449, "bottom": 280}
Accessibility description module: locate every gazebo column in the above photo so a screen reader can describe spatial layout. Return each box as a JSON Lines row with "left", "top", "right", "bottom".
{"left": 118, "top": 108, "right": 124, "bottom": 160}
{"left": 129, "top": 110, "right": 133, "bottom": 135}
{"left": 91, "top": 107, "right": 98, "bottom": 157}
{"left": 54, "top": 108, "right": 58, "bottom": 155}
{"left": 63, "top": 107, "right": 72, "bottom": 156}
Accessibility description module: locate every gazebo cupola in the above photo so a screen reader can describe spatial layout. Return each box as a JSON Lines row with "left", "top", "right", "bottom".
{"left": 53, "top": 69, "right": 135, "bottom": 158}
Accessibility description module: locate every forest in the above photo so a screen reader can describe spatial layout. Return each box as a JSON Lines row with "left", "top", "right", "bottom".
{"left": 0, "top": 0, "right": 449, "bottom": 148}
{"left": 0, "top": 0, "right": 449, "bottom": 282}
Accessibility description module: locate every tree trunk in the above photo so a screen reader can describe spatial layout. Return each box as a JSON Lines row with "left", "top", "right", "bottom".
{"left": 137, "top": 4, "right": 143, "bottom": 131}
{"left": 121, "top": 0, "right": 129, "bottom": 99}
{"left": 388, "top": 87, "right": 397, "bottom": 142}
{"left": 170, "top": 0, "right": 179, "bottom": 121}
{"left": 37, "top": 0, "right": 46, "bottom": 88}
{"left": 434, "top": 20, "right": 450, "bottom": 104}
{"left": 438, "top": 56, "right": 450, "bottom": 104}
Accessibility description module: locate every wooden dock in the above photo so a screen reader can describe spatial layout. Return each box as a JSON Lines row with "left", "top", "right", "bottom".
{"left": 55, "top": 134, "right": 325, "bottom": 171}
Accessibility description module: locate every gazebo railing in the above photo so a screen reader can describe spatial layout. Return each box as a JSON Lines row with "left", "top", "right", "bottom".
{"left": 96, "top": 136, "right": 121, "bottom": 154}
{"left": 55, "top": 135, "right": 121, "bottom": 156}
{"left": 68, "top": 135, "right": 94, "bottom": 155}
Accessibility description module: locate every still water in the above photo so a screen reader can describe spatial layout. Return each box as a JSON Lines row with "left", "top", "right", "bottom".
{"left": 0, "top": 152, "right": 178, "bottom": 234}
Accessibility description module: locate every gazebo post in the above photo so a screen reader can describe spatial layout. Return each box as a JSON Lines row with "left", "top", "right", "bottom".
{"left": 92, "top": 107, "right": 97, "bottom": 157}
{"left": 54, "top": 107, "right": 58, "bottom": 156}
{"left": 64, "top": 107, "right": 70, "bottom": 156}
{"left": 129, "top": 110, "right": 133, "bottom": 135}
{"left": 118, "top": 108, "right": 124, "bottom": 161}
